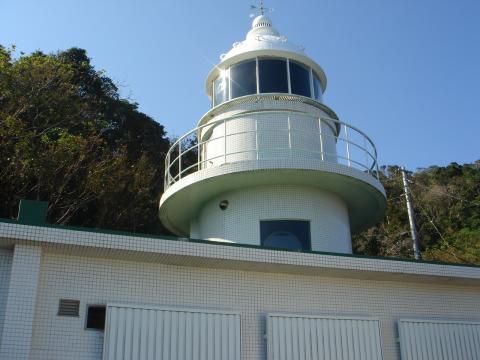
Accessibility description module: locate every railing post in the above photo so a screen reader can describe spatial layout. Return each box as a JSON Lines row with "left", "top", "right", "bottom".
{"left": 287, "top": 115, "right": 292, "bottom": 157}
{"left": 318, "top": 118, "right": 324, "bottom": 161}
{"left": 344, "top": 124, "right": 351, "bottom": 167}
{"left": 364, "top": 136, "right": 369, "bottom": 174}
{"left": 255, "top": 118, "right": 259, "bottom": 160}
{"left": 166, "top": 152, "right": 170, "bottom": 187}
{"left": 178, "top": 141, "right": 182, "bottom": 179}
{"left": 197, "top": 139, "right": 200, "bottom": 171}
{"left": 164, "top": 155, "right": 167, "bottom": 189}
{"left": 224, "top": 119, "right": 227, "bottom": 164}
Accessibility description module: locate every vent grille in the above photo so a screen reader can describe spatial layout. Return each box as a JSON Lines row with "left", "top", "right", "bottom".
{"left": 255, "top": 21, "right": 271, "bottom": 28}
{"left": 58, "top": 299, "right": 80, "bottom": 317}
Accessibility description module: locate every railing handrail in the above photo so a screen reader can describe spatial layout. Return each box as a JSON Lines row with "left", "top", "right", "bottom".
{"left": 170, "top": 112, "right": 378, "bottom": 156}
{"left": 164, "top": 113, "right": 380, "bottom": 190}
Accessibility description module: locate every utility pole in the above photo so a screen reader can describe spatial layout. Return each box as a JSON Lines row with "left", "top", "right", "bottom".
{"left": 401, "top": 167, "right": 421, "bottom": 260}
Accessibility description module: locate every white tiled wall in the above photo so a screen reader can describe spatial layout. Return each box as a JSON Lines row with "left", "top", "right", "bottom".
{"left": 1, "top": 221, "right": 478, "bottom": 282}
{"left": 31, "top": 252, "right": 480, "bottom": 360}
{"left": 202, "top": 110, "right": 337, "bottom": 167}
{"left": 0, "top": 248, "right": 13, "bottom": 342}
{"left": 195, "top": 185, "right": 352, "bottom": 252}
{"left": 0, "top": 244, "right": 41, "bottom": 360}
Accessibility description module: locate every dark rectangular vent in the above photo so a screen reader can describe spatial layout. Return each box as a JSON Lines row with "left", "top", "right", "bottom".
{"left": 86, "top": 305, "right": 106, "bottom": 330}
{"left": 58, "top": 299, "right": 80, "bottom": 317}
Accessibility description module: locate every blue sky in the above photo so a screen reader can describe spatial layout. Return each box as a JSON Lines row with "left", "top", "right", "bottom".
{"left": 1, "top": 0, "right": 479, "bottom": 170}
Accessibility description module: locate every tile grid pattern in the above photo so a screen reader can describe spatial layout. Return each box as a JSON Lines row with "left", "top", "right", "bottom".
{"left": 0, "top": 223, "right": 480, "bottom": 359}
{"left": 30, "top": 252, "right": 480, "bottom": 360}
{"left": 197, "top": 185, "right": 352, "bottom": 252}
{"left": 0, "top": 249, "right": 13, "bottom": 342}
{"left": 0, "top": 244, "right": 41, "bottom": 360}
{"left": 0, "top": 222, "right": 479, "bottom": 282}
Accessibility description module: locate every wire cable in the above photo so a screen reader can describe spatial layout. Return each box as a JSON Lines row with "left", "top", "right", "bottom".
{"left": 408, "top": 179, "right": 480, "bottom": 207}
{"left": 411, "top": 193, "right": 477, "bottom": 263}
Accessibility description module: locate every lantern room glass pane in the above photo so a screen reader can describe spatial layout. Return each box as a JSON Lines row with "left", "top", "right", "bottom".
{"left": 313, "top": 73, "right": 323, "bottom": 102}
{"left": 260, "top": 220, "right": 311, "bottom": 251}
{"left": 230, "top": 60, "right": 257, "bottom": 98}
{"left": 258, "top": 59, "right": 288, "bottom": 93}
{"left": 213, "top": 74, "right": 229, "bottom": 106}
{"left": 289, "top": 61, "right": 311, "bottom": 97}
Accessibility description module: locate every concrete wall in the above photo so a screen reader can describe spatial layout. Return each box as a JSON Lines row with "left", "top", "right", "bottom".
{"left": 0, "top": 244, "right": 41, "bottom": 360}
{"left": 194, "top": 185, "right": 352, "bottom": 253}
{"left": 0, "top": 249, "right": 13, "bottom": 342}
{"left": 30, "top": 251, "right": 480, "bottom": 360}
{"left": 203, "top": 112, "right": 337, "bottom": 167}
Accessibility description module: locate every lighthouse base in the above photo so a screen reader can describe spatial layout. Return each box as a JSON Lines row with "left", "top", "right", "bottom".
{"left": 190, "top": 185, "right": 352, "bottom": 253}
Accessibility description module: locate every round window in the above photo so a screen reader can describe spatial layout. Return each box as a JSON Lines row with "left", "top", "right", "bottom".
{"left": 263, "top": 230, "right": 303, "bottom": 250}
{"left": 260, "top": 220, "right": 311, "bottom": 250}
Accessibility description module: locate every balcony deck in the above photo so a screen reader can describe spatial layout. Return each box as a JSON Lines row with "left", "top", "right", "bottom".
{"left": 164, "top": 112, "right": 382, "bottom": 190}
{"left": 159, "top": 110, "right": 386, "bottom": 237}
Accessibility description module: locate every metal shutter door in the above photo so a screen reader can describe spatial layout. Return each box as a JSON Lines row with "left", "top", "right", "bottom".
{"left": 398, "top": 319, "right": 480, "bottom": 360}
{"left": 103, "top": 304, "right": 241, "bottom": 360}
{"left": 267, "top": 313, "right": 383, "bottom": 360}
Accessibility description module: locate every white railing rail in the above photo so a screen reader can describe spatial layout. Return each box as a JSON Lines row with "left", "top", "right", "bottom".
{"left": 164, "top": 115, "right": 380, "bottom": 190}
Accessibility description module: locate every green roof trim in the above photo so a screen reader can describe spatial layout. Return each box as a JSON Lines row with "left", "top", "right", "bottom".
{"left": 0, "top": 208, "right": 479, "bottom": 270}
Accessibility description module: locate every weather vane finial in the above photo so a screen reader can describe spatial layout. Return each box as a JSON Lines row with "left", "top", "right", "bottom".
{"left": 250, "top": 0, "right": 273, "bottom": 17}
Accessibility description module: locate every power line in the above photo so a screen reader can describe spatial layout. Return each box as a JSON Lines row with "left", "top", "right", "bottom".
{"left": 411, "top": 193, "right": 477, "bottom": 263}
{"left": 386, "top": 166, "right": 480, "bottom": 206}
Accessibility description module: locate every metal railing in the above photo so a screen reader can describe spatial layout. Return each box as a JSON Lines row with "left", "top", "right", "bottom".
{"left": 164, "top": 114, "right": 380, "bottom": 190}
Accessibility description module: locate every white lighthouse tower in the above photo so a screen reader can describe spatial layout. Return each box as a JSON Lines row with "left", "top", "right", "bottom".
{"left": 159, "top": 12, "right": 386, "bottom": 254}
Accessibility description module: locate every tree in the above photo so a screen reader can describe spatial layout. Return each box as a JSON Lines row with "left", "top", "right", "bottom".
{"left": 353, "top": 162, "right": 480, "bottom": 264}
{"left": 0, "top": 46, "right": 171, "bottom": 233}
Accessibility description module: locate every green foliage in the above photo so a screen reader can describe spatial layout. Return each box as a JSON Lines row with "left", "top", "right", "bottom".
{"left": 353, "top": 162, "right": 480, "bottom": 264}
{"left": 0, "top": 45, "right": 170, "bottom": 233}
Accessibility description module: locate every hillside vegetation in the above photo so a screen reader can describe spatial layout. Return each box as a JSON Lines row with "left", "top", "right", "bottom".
{"left": 1, "top": 46, "right": 479, "bottom": 264}
{"left": 0, "top": 46, "right": 170, "bottom": 233}
{"left": 353, "top": 163, "right": 480, "bottom": 264}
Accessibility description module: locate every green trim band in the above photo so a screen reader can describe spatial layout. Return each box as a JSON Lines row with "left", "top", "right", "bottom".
{"left": 0, "top": 215, "right": 478, "bottom": 270}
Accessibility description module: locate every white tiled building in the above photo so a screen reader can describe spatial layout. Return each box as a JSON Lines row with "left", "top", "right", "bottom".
{"left": 1, "top": 13, "right": 480, "bottom": 360}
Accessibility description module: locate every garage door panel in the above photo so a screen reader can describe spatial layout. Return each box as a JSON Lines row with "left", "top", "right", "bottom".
{"left": 103, "top": 304, "right": 240, "bottom": 360}
{"left": 399, "top": 319, "right": 480, "bottom": 360}
{"left": 267, "top": 314, "right": 383, "bottom": 360}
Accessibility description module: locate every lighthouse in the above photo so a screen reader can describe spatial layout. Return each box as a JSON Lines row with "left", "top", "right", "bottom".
{"left": 159, "top": 13, "right": 386, "bottom": 254}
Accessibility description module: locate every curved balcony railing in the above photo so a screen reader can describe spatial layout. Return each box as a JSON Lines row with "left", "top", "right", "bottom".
{"left": 164, "top": 114, "right": 380, "bottom": 190}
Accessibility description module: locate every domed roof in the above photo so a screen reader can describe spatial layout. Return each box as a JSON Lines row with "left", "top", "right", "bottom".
{"left": 220, "top": 15, "right": 305, "bottom": 61}
{"left": 251, "top": 14, "right": 273, "bottom": 29}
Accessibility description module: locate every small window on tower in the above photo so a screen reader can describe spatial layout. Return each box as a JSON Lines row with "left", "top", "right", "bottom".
{"left": 260, "top": 220, "right": 311, "bottom": 251}
{"left": 85, "top": 305, "right": 106, "bottom": 331}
